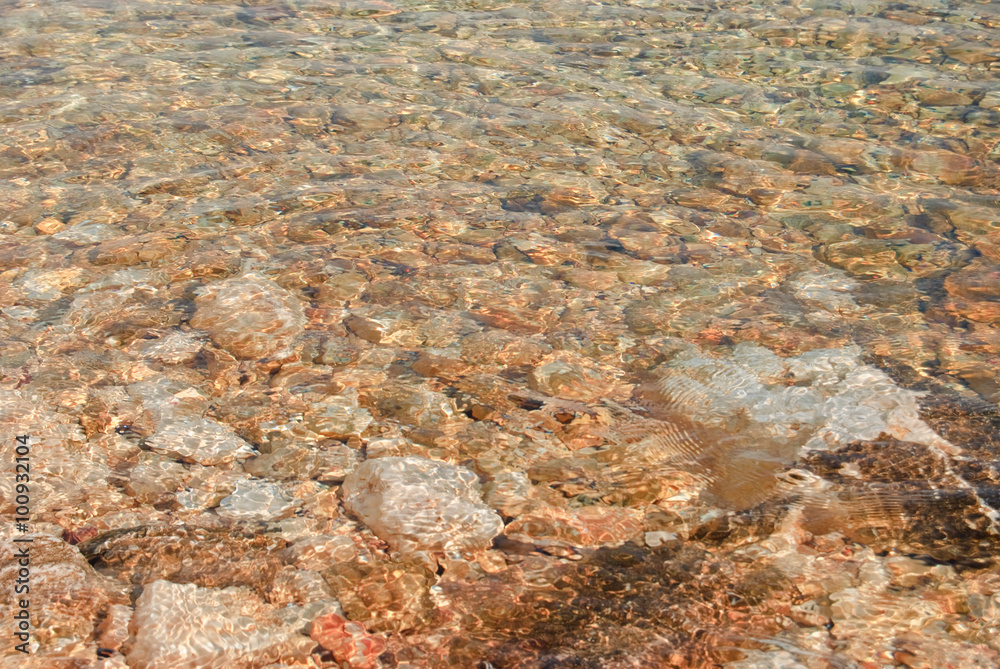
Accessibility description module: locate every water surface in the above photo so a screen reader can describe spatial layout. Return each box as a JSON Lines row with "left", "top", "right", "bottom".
{"left": 2, "top": 0, "right": 1000, "bottom": 667}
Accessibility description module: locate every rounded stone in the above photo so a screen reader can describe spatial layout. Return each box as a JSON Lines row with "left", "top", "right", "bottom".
{"left": 341, "top": 456, "right": 503, "bottom": 554}
{"left": 190, "top": 273, "right": 304, "bottom": 359}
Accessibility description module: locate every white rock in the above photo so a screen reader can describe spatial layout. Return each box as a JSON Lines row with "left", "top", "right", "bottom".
{"left": 307, "top": 390, "right": 373, "bottom": 439}
{"left": 217, "top": 479, "right": 297, "bottom": 521}
{"left": 787, "top": 267, "right": 860, "bottom": 315}
{"left": 147, "top": 418, "right": 255, "bottom": 465}
{"left": 14, "top": 267, "right": 88, "bottom": 301}
{"left": 127, "top": 376, "right": 209, "bottom": 423}
{"left": 126, "top": 580, "right": 314, "bottom": 669}
{"left": 644, "top": 531, "right": 678, "bottom": 547}
{"left": 133, "top": 331, "right": 204, "bottom": 365}
{"left": 175, "top": 487, "right": 223, "bottom": 512}
{"left": 284, "top": 535, "right": 358, "bottom": 570}
{"left": 190, "top": 273, "right": 304, "bottom": 359}
{"left": 655, "top": 343, "right": 954, "bottom": 455}
{"left": 51, "top": 222, "right": 118, "bottom": 244}
{"left": 341, "top": 456, "right": 504, "bottom": 554}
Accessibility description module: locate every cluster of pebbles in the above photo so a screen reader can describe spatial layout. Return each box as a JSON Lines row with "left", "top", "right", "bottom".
{"left": 1, "top": 0, "right": 1000, "bottom": 666}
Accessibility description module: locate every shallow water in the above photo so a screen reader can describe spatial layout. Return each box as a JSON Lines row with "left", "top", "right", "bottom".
{"left": 1, "top": 0, "right": 1000, "bottom": 666}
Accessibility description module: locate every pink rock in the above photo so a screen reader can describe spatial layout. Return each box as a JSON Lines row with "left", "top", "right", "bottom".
{"left": 190, "top": 273, "right": 304, "bottom": 359}
{"left": 311, "top": 613, "right": 386, "bottom": 669}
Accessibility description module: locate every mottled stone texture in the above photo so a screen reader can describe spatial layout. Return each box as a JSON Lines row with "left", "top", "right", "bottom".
{"left": 342, "top": 456, "right": 504, "bottom": 554}
{"left": 126, "top": 580, "right": 315, "bottom": 669}
{"left": 146, "top": 417, "right": 255, "bottom": 465}
{"left": 190, "top": 273, "right": 304, "bottom": 359}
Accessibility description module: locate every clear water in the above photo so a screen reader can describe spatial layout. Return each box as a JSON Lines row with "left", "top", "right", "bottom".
{"left": 2, "top": 0, "right": 1000, "bottom": 666}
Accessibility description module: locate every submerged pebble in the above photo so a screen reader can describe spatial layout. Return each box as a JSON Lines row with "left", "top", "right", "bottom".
{"left": 146, "top": 418, "right": 256, "bottom": 466}
{"left": 127, "top": 580, "right": 315, "bottom": 669}
{"left": 190, "top": 273, "right": 305, "bottom": 359}
{"left": 341, "top": 456, "right": 504, "bottom": 555}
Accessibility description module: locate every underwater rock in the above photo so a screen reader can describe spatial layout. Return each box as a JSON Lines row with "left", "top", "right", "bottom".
{"left": 945, "top": 260, "right": 1000, "bottom": 302}
{"left": 244, "top": 442, "right": 361, "bottom": 482}
{"left": 0, "top": 418, "right": 131, "bottom": 530}
{"left": 306, "top": 390, "right": 373, "bottom": 439}
{"left": 284, "top": 534, "right": 359, "bottom": 571}
{"left": 266, "top": 566, "right": 337, "bottom": 607}
{"left": 310, "top": 613, "right": 386, "bottom": 669}
{"left": 726, "top": 650, "right": 809, "bottom": 668}
{"left": 79, "top": 524, "right": 287, "bottom": 595}
{"left": 146, "top": 417, "right": 255, "bottom": 465}
{"left": 410, "top": 347, "right": 472, "bottom": 381}
{"left": 371, "top": 384, "right": 465, "bottom": 432}
{"left": 130, "top": 331, "right": 205, "bottom": 365}
{"left": 126, "top": 580, "right": 315, "bottom": 669}
{"left": 650, "top": 343, "right": 952, "bottom": 455}
{"left": 943, "top": 259, "right": 1000, "bottom": 324}
{"left": 341, "top": 456, "right": 503, "bottom": 554}
{"left": 819, "top": 238, "right": 909, "bottom": 280}
{"left": 216, "top": 478, "right": 298, "bottom": 521}
{"left": 190, "top": 273, "right": 305, "bottom": 359}
{"left": 459, "top": 330, "right": 552, "bottom": 367}
{"left": 13, "top": 267, "right": 89, "bottom": 302}
{"left": 6, "top": 0, "right": 1000, "bottom": 665}
{"left": 331, "top": 559, "right": 438, "bottom": 634}
{"left": 125, "top": 453, "right": 191, "bottom": 505}
{"left": 528, "top": 356, "right": 627, "bottom": 403}
{"left": 788, "top": 437, "right": 1000, "bottom": 561}
{"left": 97, "top": 603, "right": 132, "bottom": 654}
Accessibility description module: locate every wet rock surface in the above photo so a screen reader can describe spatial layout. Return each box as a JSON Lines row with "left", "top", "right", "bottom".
{"left": 341, "top": 456, "right": 503, "bottom": 555}
{"left": 127, "top": 579, "right": 315, "bottom": 669}
{"left": 190, "top": 273, "right": 306, "bottom": 360}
